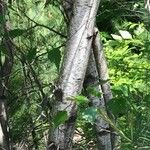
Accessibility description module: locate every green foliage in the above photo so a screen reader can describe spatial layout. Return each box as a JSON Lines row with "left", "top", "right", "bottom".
{"left": 82, "top": 107, "right": 97, "bottom": 124}
{"left": 26, "top": 47, "right": 37, "bottom": 62}
{"left": 48, "top": 47, "right": 61, "bottom": 70}
{"left": 102, "top": 19, "right": 150, "bottom": 149}
{"left": 107, "top": 97, "right": 128, "bottom": 117}
{"left": 4, "top": 29, "right": 26, "bottom": 38}
{"left": 6, "top": 1, "right": 65, "bottom": 148}
{"left": 53, "top": 111, "right": 68, "bottom": 128}
{"left": 2, "top": 0, "right": 150, "bottom": 149}
{"left": 86, "top": 86, "right": 102, "bottom": 97}
{"left": 74, "top": 95, "right": 89, "bottom": 106}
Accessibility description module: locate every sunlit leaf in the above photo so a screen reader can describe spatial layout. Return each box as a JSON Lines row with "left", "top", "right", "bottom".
{"left": 111, "top": 34, "right": 122, "bottom": 40}
{"left": 119, "top": 30, "right": 132, "bottom": 39}
{"left": 74, "top": 95, "right": 89, "bottom": 105}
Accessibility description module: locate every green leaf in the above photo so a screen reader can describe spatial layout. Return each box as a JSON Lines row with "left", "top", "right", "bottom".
{"left": 112, "top": 84, "right": 129, "bottom": 97}
{"left": 82, "top": 107, "right": 97, "bottom": 124}
{"left": 0, "top": 45, "right": 7, "bottom": 55}
{"left": 26, "top": 48, "right": 37, "bottom": 62}
{"left": 86, "top": 86, "right": 101, "bottom": 97}
{"left": 48, "top": 48, "right": 61, "bottom": 70}
{"left": 0, "top": 15, "right": 3, "bottom": 24}
{"left": 44, "top": 0, "right": 51, "bottom": 8}
{"left": 53, "top": 111, "right": 68, "bottom": 128}
{"left": 144, "top": 95, "right": 150, "bottom": 101}
{"left": 107, "top": 98, "right": 128, "bottom": 117}
{"left": 120, "top": 84, "right": 129, "bottom": 97}
{"left": 144, "top": 94, "right": 150, "bottom": 106}
{"left": 4, "top": 29, "right": 26, "bottom": 38}
{"left": 74, "top": 95, "right": 89, "bottom": 105}
{"left": 111, "top": 34, "right": 122, "bottom": 41}
{"left": 119, "top": 30, "right": 132, "bottom": 39}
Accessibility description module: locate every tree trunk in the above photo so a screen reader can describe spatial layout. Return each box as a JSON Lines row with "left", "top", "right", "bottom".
{"left": 62, "top": 0, "right": 116, "bottom": 149}
{"left": 92, "top": 28, "right": 117, "bottom": 148}
{"left": 0, "top": 1, "right": 14, "bottom": 149}
{"left": 0, "top": 97, "right": 10, "bottom": 150}
{"left": 145, "top": 0, "right": 150, "bottom": 12}
{"left": 92, "top": 28, "right": 113, "bottom": 103}
{"left": 48, "top": 0, "right": 100, "bottom": 149}
{"left": 84, "top": 51, "right": 113, "bottom": 150}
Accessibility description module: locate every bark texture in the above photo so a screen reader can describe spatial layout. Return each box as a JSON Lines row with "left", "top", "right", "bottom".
{"left": 92, "top": 28, "right": 117, "bottom": 148}
{"left": 62, "top": 0, "right": 115, "bottom": 149}
{"left": 92, "top": 28, "right": 113, "bottom": 104}
{"left": 145, "top": 0, "right": 150, "bottom": 12}
{"left": 84, "top": 51, "right": 113, "bottom": 150}
{"left": 48, "top": 0, "right": 101, "bottom": 149}
{"left": 0, "top": 1, "right": 13, "bottom": 149}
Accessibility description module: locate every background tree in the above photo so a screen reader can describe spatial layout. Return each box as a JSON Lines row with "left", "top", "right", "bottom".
{"left": 0, "top": 0, "right": 14, "bottom": 149}
{"left": 0, "top": 0, "right": 149, "bottom": 149}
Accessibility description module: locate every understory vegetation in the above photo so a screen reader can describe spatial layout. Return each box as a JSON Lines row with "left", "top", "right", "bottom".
{"left": 0, "top": 0, "right": 150, "bottom": 149}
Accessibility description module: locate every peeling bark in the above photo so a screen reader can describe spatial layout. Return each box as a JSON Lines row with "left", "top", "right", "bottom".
{"left": 48, "top": 0, "right": 101, "bottom": 149}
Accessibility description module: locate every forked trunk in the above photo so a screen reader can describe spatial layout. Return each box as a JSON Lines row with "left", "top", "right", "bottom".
{"left": 48, "top": 0, "right": 101, "bottom": 149}
{"left": 61, "top": 0, "right": 116, "bottom": 149}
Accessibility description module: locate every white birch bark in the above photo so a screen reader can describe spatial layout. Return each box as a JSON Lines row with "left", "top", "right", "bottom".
{"left": 61, "top": 0, "right": 115, "bottom": 149}
{"left": 48, "top": 0, "right": 101, "bottom": 149}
